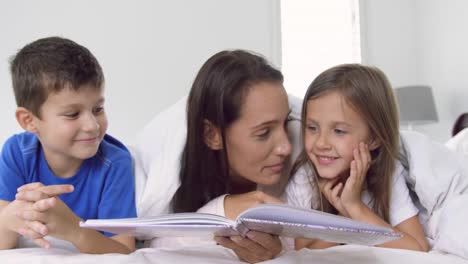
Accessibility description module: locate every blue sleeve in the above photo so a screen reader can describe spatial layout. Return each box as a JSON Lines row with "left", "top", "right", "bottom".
{"left": 98, "top": 155, "right": 137, "bottom": 237}
{"left": 0, "top": 136, "right": 27, "bottom": 201}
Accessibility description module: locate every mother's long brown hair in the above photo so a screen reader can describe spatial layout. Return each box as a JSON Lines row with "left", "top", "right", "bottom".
{"left": 172, "top": 50, "right": 283, "bottom": 213}
{"left": 293, "top": 64, "right": 400, "bottom": 221}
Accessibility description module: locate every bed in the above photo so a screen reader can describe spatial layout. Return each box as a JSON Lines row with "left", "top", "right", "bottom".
{"left": 1, "top": 243, "right": 467, "bottom": 264}
{"left": 1, "top": 98, "right": 467, "bottom": 264}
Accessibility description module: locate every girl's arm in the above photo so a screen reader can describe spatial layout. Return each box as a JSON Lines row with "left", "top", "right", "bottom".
{"left": 295, "top": 238, "right": 338, "bottom": 250}
{"left": 346, "top": 203, "right": 429, "bottom": 251}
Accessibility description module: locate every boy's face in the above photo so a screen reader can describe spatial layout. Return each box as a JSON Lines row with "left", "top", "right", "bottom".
{"left": 32, "top": 85, "right": 108, "bottom": 176}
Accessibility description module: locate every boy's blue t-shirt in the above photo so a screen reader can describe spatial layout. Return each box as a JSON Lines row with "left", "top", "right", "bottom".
{"left": 0, "top": 132, "right": 137, "bottom": 235}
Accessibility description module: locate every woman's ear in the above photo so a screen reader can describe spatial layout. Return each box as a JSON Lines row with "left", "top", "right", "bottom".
{"left": 203, "top": 119, "right": 222, "bottom": 150}
{"left": 15, "top": 107, "right": 39, "bottom": 134}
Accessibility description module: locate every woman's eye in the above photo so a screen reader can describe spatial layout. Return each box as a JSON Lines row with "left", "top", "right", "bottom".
{"left": 257, "top": 129, "right": 270, "bottom": 139}
{"left": 93, "top": 106, "right": 104, "bottom": 114}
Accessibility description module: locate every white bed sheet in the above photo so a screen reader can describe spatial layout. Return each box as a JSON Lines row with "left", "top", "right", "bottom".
{"left": 1, "top": 245, "right": 467, "bottom": 264}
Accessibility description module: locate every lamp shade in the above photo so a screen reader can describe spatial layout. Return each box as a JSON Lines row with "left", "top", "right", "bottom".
{"left": 394, "top": 85, "right": 438, "bottom": 125}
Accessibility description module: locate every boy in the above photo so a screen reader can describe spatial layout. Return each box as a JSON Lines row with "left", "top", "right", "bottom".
{"left": 0, "top": 37, "right": 136, "bottom": 253}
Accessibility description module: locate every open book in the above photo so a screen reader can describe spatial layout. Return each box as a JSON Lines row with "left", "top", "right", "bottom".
{"left": 80, "top": 203, "right": 400, "bottom": 246}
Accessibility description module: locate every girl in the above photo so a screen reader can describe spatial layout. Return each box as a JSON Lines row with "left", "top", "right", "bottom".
{"left": 288, "top": 64, "right": 429, "bottom": 251}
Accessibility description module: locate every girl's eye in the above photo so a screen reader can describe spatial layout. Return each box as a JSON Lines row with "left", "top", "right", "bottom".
{"left": 307, "top": 125, "right": 318, "bottom": 132}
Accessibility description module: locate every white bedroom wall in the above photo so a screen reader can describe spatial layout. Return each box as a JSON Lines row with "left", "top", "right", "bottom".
{"left": 360, "top": 0, "right": 468, "bottom": 142}
{"left": 0, "top": 0, "right": 281, "bottom": 147}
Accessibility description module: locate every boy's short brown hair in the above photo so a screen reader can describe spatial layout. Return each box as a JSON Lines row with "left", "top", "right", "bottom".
{"left": 10, "top": 36, "right": 104, "bottom": 118}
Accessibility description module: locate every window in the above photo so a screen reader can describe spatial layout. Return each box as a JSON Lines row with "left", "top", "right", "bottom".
{"left": 280, "top": 0, "right": 361, "bottom": 97}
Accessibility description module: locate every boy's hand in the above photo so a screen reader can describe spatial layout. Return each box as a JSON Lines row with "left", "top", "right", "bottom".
{"left": 16, "top": 195, "right": 82, "bottom": 243}
{"left": 14, "top": 182, "right": 75, "bottom": 247}
{"left": 0, "top": 199, "right": 51, "bottom": 248}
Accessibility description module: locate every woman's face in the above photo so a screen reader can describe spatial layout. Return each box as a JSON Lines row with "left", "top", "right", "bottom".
{"left": 224, "top": 81, "right": 292, "bottom": 186}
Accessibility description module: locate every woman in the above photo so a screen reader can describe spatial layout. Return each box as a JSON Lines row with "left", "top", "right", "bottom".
{"left": 137, "top": 50, "right": 300, "bottom": 263}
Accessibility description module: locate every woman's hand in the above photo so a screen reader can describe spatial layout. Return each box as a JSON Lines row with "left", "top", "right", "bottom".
{"left": 220, "top": 191, "right": 283, "bottom": 262}
{"left": 215, "top": 231, "right": 282, "bottom": 263}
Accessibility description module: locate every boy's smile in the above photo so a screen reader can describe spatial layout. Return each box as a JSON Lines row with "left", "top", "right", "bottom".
{"left": 30, "top": 85, "right": 108, "bottom": 177}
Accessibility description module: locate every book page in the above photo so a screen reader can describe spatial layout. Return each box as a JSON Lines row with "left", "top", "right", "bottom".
{"left": 80, "top": 212, "right": 238, "bottom": 238}
{"left": 238, "top": 203, "right": 399, "bottom": 246}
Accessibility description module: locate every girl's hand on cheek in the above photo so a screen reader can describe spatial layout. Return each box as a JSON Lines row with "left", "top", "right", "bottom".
{"left": 341, "top": 142, "right": 370, "bottom": 213}
{"left": 319, "top": 177, "right": 349, "bottom": 217}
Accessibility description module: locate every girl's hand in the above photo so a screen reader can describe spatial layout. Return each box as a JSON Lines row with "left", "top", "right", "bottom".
{"left": 319, "top": 142, "right": 371, "bottom": 216}
{"left": 340, "top": 142, "right": 371, "bottom": 213}
{"left": 319, "top": 177, "right": 348, "bottom": 216}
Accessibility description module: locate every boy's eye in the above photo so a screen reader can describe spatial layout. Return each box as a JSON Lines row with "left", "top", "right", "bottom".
{"left": 334, "top": 128, "right": 347, "bottom": 135}
{"left": 64, "top": 112, "right": 79, "bottom": 118}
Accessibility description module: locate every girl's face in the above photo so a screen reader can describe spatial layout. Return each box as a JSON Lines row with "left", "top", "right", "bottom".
{"left": 304, "top": 90, "right": 373, "bottom": 180}
{"left": 224, "top": 81, "right": 292, "bottom": 186}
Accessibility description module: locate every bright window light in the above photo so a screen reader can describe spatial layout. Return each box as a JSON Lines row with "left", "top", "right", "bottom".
{"left": 281, "top": 0, "right": 361, "bottom": 98}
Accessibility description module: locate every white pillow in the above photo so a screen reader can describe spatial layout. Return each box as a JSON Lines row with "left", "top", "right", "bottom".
{"left": 131, "top": 96, "right": 187, "bottom": 217}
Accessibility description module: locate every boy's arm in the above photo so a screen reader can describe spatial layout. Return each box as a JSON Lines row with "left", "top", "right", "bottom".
{"left": 16, "top": 193, "right": 134, "bottom": 254}
{"left": 0, "top": 199, "right": 52, "bottom": 249}
{"left": 0, "top": 200, "right": 18, "bottom": 249}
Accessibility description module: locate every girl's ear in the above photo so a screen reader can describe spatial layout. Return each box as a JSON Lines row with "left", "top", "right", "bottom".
{"left": 203, "top": 119, "right": 223, "bottom": 150}
{"left": 15, "top": 107, "right": 39, "bottom": 134}
{"left": 368, "top": 137, "right": 381, "bottom": 151}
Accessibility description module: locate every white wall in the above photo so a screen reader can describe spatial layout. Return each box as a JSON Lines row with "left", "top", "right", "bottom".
{"left": 360, "top": 0, "right": 468, "bottom": 142}
{"left": 0, "top": 0, "right": 281, "bottom": 147}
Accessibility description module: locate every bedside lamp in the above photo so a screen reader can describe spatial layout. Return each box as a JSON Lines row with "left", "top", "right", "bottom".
{"left": 394, "top": 85, "right": 439, "bottom": 130}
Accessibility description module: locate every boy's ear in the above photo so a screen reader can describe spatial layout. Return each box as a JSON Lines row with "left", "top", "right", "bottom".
{"left": 203, "top": 119, "right": 223, "bottom": 150}
{"left": 15, "top": 107, "right": 38, "bottom": 134}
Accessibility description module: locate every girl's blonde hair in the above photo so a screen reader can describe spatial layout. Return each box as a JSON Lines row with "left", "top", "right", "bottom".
{"left": 292, "top": 64, "right": 400, "bottom": 222}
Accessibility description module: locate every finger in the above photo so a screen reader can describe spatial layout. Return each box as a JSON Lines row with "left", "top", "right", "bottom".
{"left": 15, "top": 190, "right": 50, "bottom": 202}
{"left": 38, "top": 185, "right": 74, "bottom": 196}
{"left": 362, "top": 143, "right": 371, "bottom": 165}
{"left": 26, "top": 220, "right": 49, "bottom": 236}
{"left": 353, "top": 148, "right": 363, "bottom": 174}
{"left": 246, "top": 231, "right": 281, "bottom": 256}
{"left": 349, "top": 160, "right": 358, "bottom": 184}
{"left": 16, "top": 209, "right": 47, "bottom": 223}
{"left": 32, "top": 197, "right": 56, "bottom": 212}
{"left": 215, "top": 236, "right": 269, "bottom": 262}
{"left": 17, "top": 227, "right": 45, "bottom": 240}
{"left": 33, "top": 237, "right": 51, "bottom": 249}
{"left": 331, "top": 182, "right": 343, "bottom": 200}
{"left": 17, "top": 182, "right": 45, "bottom": 192}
